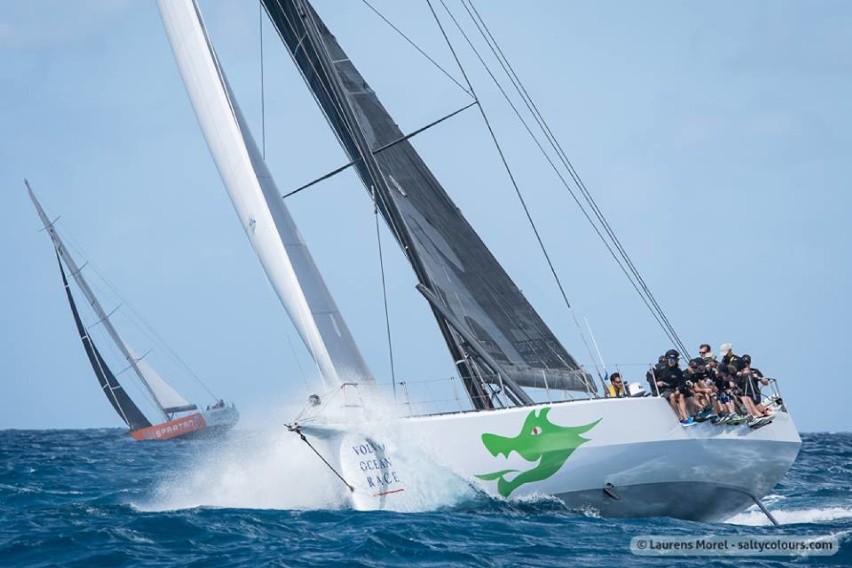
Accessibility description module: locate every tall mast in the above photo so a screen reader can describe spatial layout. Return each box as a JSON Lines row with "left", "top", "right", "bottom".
{"left": 26, "top": 181, "right": 170, "bottom": 421}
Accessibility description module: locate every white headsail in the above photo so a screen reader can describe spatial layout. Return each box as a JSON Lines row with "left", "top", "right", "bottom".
{"left": 156, "top": 0, "right": 374, "bottom": 388}
{"left": 132, "top": 350, "right": 196, "bottom": 413}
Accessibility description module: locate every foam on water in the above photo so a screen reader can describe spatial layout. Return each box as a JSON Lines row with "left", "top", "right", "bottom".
{"left": 247, "top": 385, "right": 480, "bottom": 513}
{"left": 136, "top": 430, "right": 347, "bottom": 512}
{"left": 726, "top": 506, "right": 852, "bottom": 526}
{"left": 136, "top": 393, "right": 479, "bottom": 513}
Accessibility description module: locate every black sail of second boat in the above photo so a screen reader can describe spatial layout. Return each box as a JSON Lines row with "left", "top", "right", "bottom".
{"left": 56, "top": 255, "right": 152, "bottom": 430}
{"left": 262, "top": 0, "right": 596, "bottom": 407}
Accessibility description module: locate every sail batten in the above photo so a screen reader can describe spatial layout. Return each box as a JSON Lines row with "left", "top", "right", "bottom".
{"left": 157, "top": 0, "right": 374, "bottom": 388}
{"left": 262, "top": 0, "right": 596, "bottom": 397}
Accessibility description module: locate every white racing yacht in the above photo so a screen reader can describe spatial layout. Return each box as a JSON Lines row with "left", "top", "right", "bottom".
{"left": 155, "top": 0, "right": 800, "bottom": 521}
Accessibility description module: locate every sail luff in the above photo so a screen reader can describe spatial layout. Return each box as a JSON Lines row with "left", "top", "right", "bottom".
{"left": 26, "top": 183, "right": 172, "bottom": 420}
{"left": 156, "top": 0, "right": 374, "bottom": 388}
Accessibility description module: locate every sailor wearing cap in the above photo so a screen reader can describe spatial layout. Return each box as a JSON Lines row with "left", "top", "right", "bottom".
{"left": 661, "top": 350, "right": 691, "bottom": 425}
{"left": 719, "top": 343, "right": 743, "bottom": 372}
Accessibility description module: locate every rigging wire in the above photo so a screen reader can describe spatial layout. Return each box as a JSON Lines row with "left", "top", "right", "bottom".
{"left": 87, "top": 268, "right": 217, "bottom": 400}
{"left": 442, "top": 2, "right": 681, "bottom": 351}
{"left": 373, "top": 186, "right": 398, "bottom": 400}
{"left": 451, "top": 0, "right": 688, "bottom": 355}
{"left": 268, "top": 0, "right": 413, "bottom": 253}
{"left": 257, "top": 2, "right": 316, "bottom": 390}
{"left": 281, "top": 100, "right": 477, "bottom": 200}
{"left": 462, "top": 1, "right": 687, "bottom": 355}
{"left": 461, "top": 0, "right": 688, "bottom": 355}
{"left": 61, "top": 229, "right": 219, "bottom": 401}
{"left": 259, "top": 1, "right": 267, "bottom": 158}
{"left": 425, "top": 0, "right": 602, "bottom": 381}
{"left": 436, "top": 0, "right": 677, "bottom": 349}
{"left": 82, "top": 292, "right": 163, "bottom": 418}
{"left": 360, "top": 0, "right": 472, "bottom": 97}
{"left": 288, "top": 424, "right": 354, "bottom": 492}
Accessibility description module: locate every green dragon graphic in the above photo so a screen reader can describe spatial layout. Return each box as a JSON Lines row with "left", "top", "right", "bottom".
{"left": 475, "top": 408, "right": 600, "bottom": 497}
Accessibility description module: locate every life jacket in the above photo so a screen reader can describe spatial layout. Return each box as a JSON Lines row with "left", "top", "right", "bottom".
{"left": 607, "top": 383, "right": 626, "bottom": 397}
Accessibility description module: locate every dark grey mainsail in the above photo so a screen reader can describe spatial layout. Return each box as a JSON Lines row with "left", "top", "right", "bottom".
{"left": 262, "top": 0, "right": 596, "bottom": 406}
{"left": 57, "top": 256, "right": 152, "bottom": 430}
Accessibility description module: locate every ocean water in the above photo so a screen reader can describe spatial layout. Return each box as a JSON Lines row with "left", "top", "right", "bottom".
{"left": 1, "top": 429, "right": 849, "bottom": 567}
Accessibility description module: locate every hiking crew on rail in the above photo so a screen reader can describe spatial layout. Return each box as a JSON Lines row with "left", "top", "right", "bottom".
{"left": 644, "top": 343, "right": 777, "bottom": 427}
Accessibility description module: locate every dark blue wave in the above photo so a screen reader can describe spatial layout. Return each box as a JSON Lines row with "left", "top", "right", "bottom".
{"left": 1, "top": 430, "right": 849, "bottom": 567}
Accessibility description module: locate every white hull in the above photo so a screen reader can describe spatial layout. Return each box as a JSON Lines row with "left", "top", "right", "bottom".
{"left": 302, "top": 397, "right": 801, "bottom": 522}
{"left": 198, "top": 404, "right": 240, "bottom": 435}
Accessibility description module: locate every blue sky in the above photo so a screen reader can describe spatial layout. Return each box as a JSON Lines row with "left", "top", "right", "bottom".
{"left": 1, "top": 1, "right": 849, "bottom": 432}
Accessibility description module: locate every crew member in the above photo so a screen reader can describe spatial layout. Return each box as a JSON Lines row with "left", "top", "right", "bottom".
{"left": 607, "top": 372, "right": 627, "bottom": 398}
